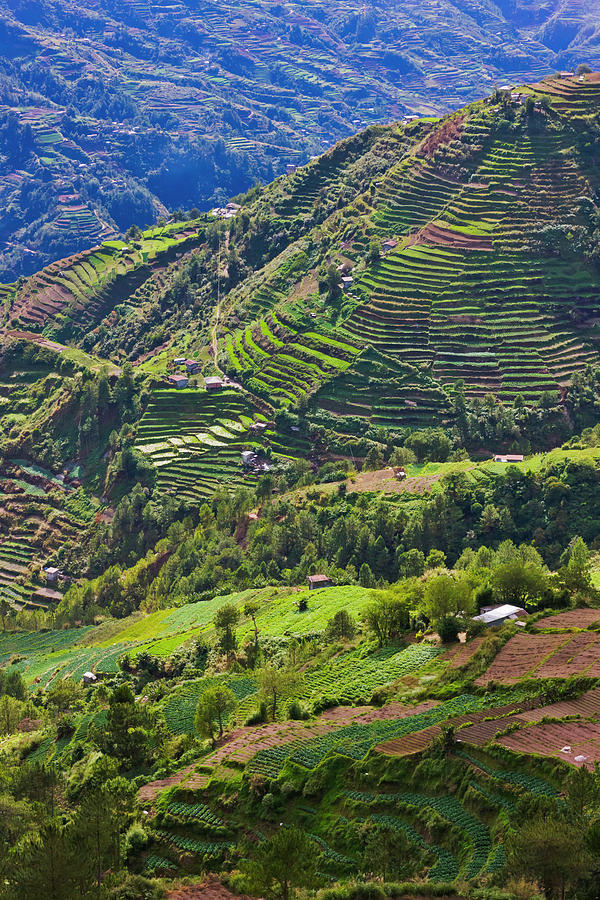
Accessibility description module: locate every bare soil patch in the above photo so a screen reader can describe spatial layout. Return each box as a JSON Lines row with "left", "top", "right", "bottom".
{"left": 167, "top": 877, "right": 257, "bottom": 900}
{"left": 534, "top": 608, "right": 600, "bottom": 630}
{"left": 499, "top": 721, "right": 600, "bottom": 768}
{"left": 138, "top": 701, "right": 438, "bottom": 801}
{"left": 418, "top": 222, "right": 493, "bottom": 251}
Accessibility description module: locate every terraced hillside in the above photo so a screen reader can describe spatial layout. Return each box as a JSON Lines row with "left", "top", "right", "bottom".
{"left": 0, "top": 458, "right": 98, "bottom": 611}
{"left": 0, "top": 351, "right": 103, "bottom": 611}
{"left": 212, "top": 73, "right": 600, "bottom": 424}
{"left": 341, "top": 80, "right": 600, "bottom": 400}
{"left": 3, "top": 0, "right": 600, "bottom": 282}
{"left": 141, "top": 683, "right": 563, "bottom": 881}
{"left": 2, "top": 222, "right": 204, "bottom": 339}
{"left": 134, "top": 387, "right": 310, "bottom": 503}
{"left": 8, "top": 73, "right": 600, "bottom": 466}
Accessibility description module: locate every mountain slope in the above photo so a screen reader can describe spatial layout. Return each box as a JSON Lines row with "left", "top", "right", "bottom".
{"left": 5, "top": 74, "right": 600, "bottom": 418}
{"left": 2, "top": 0, "right": 600, "bottom": 281}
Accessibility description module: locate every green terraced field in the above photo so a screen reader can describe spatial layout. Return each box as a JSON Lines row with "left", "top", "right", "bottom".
{"left": 134, "top": 387, "right": 310, "bottom": 502}
{"left": 345, "top": 113, "right": 600, "bottom": 400}
{"left": 0, "top": 457, "right": 98, "bottom": 612}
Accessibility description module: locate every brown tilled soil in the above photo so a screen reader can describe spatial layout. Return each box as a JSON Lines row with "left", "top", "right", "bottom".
{"left": 138, "top": 701, "right": 439, "bottom": 802}
{"left": 138, "top": 765, "right": 196, "bottom": 804}
{"left": 534, "top": 608, "right": 600, "bottom": 630}
{"left": 167, "top": 877, "right": 258, "bottom": 900}
{"left": 475, "top": 631, "right": 600, "bottom": 685}
{"left": 439, "top": 636, "right": 485, "bottom": 668}
{"left": 417, "top": 222, "right": 494, "bottom": 251}
{"left": 286, "top": 468, "right": 446, "bottom": 501}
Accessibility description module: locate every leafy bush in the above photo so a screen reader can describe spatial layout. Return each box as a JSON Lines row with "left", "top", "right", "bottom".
{"left": 106, "top": 874, "right": 165, "bottom": 900}
{"left": 288, "top": 700, "right": 310, "bottom": 720}
{"left": 245, "top": 701, "right": 268, "bottom": 726}
{"left": 436, "top": 616, "right": 461, "bottom": 643}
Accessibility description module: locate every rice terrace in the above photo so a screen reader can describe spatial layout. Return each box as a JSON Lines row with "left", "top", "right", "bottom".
{"left": 5, "top": 25, "right": 600, "bottom": 900}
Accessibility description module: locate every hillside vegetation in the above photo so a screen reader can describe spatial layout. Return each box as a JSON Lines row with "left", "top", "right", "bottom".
{"left": 6, "top": 74, "right": 600, "bottom": 899}
{"left": 2, "top": 0, "right": 600, "bottom": 279}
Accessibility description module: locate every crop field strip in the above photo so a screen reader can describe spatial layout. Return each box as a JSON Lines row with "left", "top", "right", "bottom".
{"left": 164, "top": 675, "right": 258, "bottom": 736}
{"left": 534, "top": 608, "right": 600, "bottom": 630}
{"left": 134, "top": 388, "right": 264, "bottom": 502}
{"left": 6, "top": 222, "right": 204, "bottom": 335}
{"left": 497, "top": 721, "right": 600, "bottom": 767}
{"left": 456, "top": 750, "right": 558, "bottom": 796}
{"left": 475, "top": 632, "right": 600, "bottom": 685}
{"left": 375, "top": 699, "right": 535, "bottom": 757}
{"left": 453, "top": 686, "right": 600, "bottom": 768}
{"left": 341, "top": 89, "right": 600, "bottom": 401}
{"left": 313, "top": 346, "right": 454, "bottom": 428}
{"left": 244, "top": 690, "right": 537, "bottom": 778}
{"left": 345, "top": 788, "right": 494, "bottom": 878}
{"left": 362, "top": 813, "right": 458, "bottom": 881}
{"left": 135, "top": 386, "right": 314, "bottom": 500}
{"left": 223, "top": 310, "right": 362, "bottom": 407}
{"left": 199, "top": 701, "right": 439, "bottom": 771}
{"left": 0, "top": 460, "right": 97, "bottom": 611}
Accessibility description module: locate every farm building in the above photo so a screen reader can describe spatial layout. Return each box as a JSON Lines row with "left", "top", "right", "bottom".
{"left": 250, "top": 421, "right": 267, "bottom": 432}
{"left": 44, "top": 566, "right": 60, "bottom": 584}
{"left": 494, "top": 454, "right": 524, "bottom": 463}
{"left": 168, "top": 374, "right": 189, "bottom": 388}
{"left": 82, "top": 671, "right": 97, "bottom": 684}
{"left": 173, "top": 356, "right": 185, "bottom": 365}
{"left": 342, "top": 276, "right": 354, "bottom": 288}
{"left": 286, "top": 164, "right": 298, "bottom": 175}
{"left": 473, "top": 604, "right": 527, "bottom": 627}
{"left": 241, "top": 450, "right": 256, "bottom": 466}
{"left": 185, "top": 359, "right": 200, "bottom": 374}
{"left": 382, "top": 239, "right": 398, "bottom": 253}
{"left": 307, "top": 574, "right": 333, "bottom": 590}
{"left": 205, "top": 376, "right": 223, "bottom": 391}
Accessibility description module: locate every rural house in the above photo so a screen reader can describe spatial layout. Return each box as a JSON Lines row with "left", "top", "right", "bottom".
{"left": 168, "top": 374, "right": 189, "bottom": 388}
{"left": 82, "top": 671, "right": 97, "bottom": 684}
{"left": 494, "top": 454, "right": 524, "bottom": 463}
{"left": 205, "top": 376, "right": 223, "bottom": 392}
{"left": 473, "top": 604, "right": 527, "bottom": 627}
{"left": 185, "top": 359, "right": 200, "bottom": 374}
{"left": 44, "top": 566, "right": 60, "bottom": 584}
{"left": 307, "top": 574, "right": 333, "bottom": 590}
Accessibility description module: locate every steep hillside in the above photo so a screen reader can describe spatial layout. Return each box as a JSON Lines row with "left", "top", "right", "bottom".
{"left": 5, "top": 74, "right": 600, "bottom": 432}
{"left": 4, "top": 74, "right": 600, "bottom": 620}
{"left": 215, "top": 73, "right": 600, "bottom": 418}
{"left": 2, "top": 0, "right": 600, "bottom": 280}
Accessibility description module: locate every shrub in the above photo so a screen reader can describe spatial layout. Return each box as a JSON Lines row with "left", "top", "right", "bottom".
{"left": 245, "top": 701, "right": 268, "bottom": 726}
{"left": 326, "top": 609, "right": 356, "bottom": 640}
{"left": 106, "top": 874, "right": 165, "bottom": 900}
{"left": 123, "top": 823, "right": 149, "bottom": 861}
{"left": 436, "top": 616, "right": 461, "bottom": 643}
{"left": 288, "top": 700, "right": 310, "bottom": 720}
